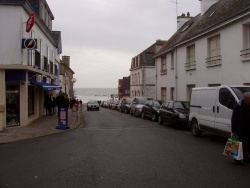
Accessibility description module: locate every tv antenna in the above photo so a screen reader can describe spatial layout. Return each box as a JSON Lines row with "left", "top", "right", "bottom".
{"left": 169, "top": 0, "right": 179, "bottom": 18}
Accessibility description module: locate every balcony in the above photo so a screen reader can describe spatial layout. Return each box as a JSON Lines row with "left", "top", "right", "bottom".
{"left": 185, "top": 61, "right": 196, "bottom": 71}
{"left": 160, "top": 69, "right": 167, "bottom": 75}
{"left": 241, "top": 48, "right": 250, "bottom": 61}
{"left": 206, "top": 55, "right": 222, "bottom": 67}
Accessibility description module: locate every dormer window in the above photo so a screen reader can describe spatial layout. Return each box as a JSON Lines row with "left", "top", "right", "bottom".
{"left": 209, "top": 11, "right": 216, "bottom": 17}
{"left": 181, "top": 22, "right": 193, "bottom": 32}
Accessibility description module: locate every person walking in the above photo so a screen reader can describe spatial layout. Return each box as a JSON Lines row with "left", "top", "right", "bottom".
{"left": 231, "top": 92, "right": 250, "bottom": 163}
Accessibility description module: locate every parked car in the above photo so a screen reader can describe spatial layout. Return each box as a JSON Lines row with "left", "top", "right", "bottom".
{"left": 158, "top": 101, "right": 189, "bottom": 129}
{"left": 141, "top": 100, "right": 164, "bottom": 121}
{"left": 87, "top": 100, "right": 100, "bottom": 111}
{"left": 102, "top": 100, "right": 110, "bottom": 108}
{"left": 111, "top": 100, "right": 120, "bottom": 110}
{"left": 120, "top": 98, "right": 132, "bottom": 114}
{"left": 130, "top": 97, "right": 153, "bottom": 116}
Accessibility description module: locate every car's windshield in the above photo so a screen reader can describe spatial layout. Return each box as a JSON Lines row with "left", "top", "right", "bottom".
{"left": 231, "top": 87, "right": 250, "bottom": 100}
{"left": 154, "top": 101, "right": 162, "bottom": 108}
{"left": 88, "top": 101, "right": 98, "bottom": 104}
{"left": 174, "top": 102, "right": 189, "bottom": 110}
{"left": 138, "top": 98, "right": 148, "bottom": 104}
{"left": 126, "top": 99, "right": 132, "bottom": 104}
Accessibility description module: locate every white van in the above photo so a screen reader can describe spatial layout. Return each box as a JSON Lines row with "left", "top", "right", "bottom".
{"left": 189, "top": 85, "right": 250, "bottom": 137}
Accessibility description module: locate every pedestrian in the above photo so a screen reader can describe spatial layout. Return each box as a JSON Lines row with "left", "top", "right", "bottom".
{"left": 44, "top": 94, "right": 52, "bottom": 115}
{"left": 231, "top": 92, "right": 250, "bottom": 163}
{"left": 50, "top": 93, "right": 56, "bottom": 115}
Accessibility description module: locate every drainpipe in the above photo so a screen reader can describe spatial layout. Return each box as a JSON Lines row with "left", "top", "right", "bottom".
{"left": 155, "top": 58, "right": 157, "bottom": 100}
{"left": 175, "top": 47, "right": 178, "bottom": 100}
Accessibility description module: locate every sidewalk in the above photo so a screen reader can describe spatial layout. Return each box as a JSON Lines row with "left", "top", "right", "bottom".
{"left": 0, "top": 106, "right": 84, "bottom": 144}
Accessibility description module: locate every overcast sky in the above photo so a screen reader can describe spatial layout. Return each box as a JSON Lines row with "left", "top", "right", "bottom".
{"left": 46, "top": 0, "right": 200, "bottom": 88}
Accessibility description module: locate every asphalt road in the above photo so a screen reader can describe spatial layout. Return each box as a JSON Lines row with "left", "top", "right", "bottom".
{"left": 0, "top": 107, "right": 250, "bottom": 188}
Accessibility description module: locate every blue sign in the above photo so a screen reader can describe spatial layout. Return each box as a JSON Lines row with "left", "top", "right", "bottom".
{"left": 56, "top": 107, "right": 69, "bottom": 130}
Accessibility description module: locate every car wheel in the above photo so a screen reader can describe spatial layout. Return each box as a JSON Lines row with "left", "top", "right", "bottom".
{"left": 152, "top": 113, "right": 157, "bottom": 122}
{"left": 141, "top": 112, "right": 145, "bottom": 119}
{"left": 158, "top": 116, "right": 163, "bottom": 125}
{"left": 191, "top": 119, "right": 202, "bottom": 136}
{"left": 130, "top": 110, "right": 133, "bottom": 116}
{"left": 134, "top": 109, "right": 138, "bottom": 117}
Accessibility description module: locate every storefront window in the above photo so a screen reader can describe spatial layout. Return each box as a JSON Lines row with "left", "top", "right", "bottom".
{"left": 6, "top": 83, "right": 20, "bottom": 126}
{"left": 28, "top": 85, "right": 34, "bottom": 116}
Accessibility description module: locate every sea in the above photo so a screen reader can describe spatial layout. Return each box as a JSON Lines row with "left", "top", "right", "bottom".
{"left": 74, "top": 88, "right": 118, "bottom": 104}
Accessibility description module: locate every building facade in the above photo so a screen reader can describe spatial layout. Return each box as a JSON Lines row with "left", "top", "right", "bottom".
{"left": 118, "top": 76, "right": 130, "bottom": 98}
{"left": 0, "top": 0, "right": 62, "bottom": 130}
{"left": 130, "top": 40, "right": 166, "bottom": 98}
{"left": 59, "top": 56, "right": 76, "bottom": 99}
{"left": 154, "top": 0, "right": 250, "bottom": 101}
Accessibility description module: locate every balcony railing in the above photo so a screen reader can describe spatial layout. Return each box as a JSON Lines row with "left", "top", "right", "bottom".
{"left": 185, "top": 61, "right": 196, "bottom": 70}
{"left": 206, "top": 55, "right": 222, "bottom": 67}
{"left": 240, "top": 48, "right": 250, "bottom": 60}
{"left": 160, "top": 69, "right": 167, "bottom": 74}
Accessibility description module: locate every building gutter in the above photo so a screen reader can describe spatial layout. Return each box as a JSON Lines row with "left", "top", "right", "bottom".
{"left": 154, "top": 10, "right": 250, "bottom": 58}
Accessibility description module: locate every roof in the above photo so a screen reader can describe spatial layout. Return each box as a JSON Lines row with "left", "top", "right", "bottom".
{"left": 155, "top": 0, "right": 250, "bottom": 56}
{"left": 131, "top": 40, "right": 167, "bottom": 68}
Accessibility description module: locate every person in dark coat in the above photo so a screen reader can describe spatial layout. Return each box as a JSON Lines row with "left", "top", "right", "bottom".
{"left": 231, "top": 92, "right": 250, "bottom": 163}
{"left": 44, "top": 94, "right": 52, "bottom": 115}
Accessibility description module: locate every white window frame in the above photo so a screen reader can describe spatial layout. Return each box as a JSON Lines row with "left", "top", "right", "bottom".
{"left": 207, "top": 34, "right": 221, "bottom": 66}
{"left": 161, "top": 56, "right": 167, "bottom": 74}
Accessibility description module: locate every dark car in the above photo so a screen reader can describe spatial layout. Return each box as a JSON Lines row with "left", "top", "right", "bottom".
{"left": 120, "top": 98, "right": 132, "bottom": 114}
{"left": 141, "top": 100, "right": 164, "bottom": 121}
{"left": 158, "top": 101, "right": 189, "bottom": 129}
{"left": 87, "top": 100, "right": 100, "bottom": 111}
{"left": 130, "top": 97, "right": 153, "bottom": 116}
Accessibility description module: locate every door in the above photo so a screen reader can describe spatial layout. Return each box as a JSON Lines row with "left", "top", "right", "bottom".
{"left": 215, "top": 88, "right": 235, "bottom": 136}
{"left": 198, "top": 89, "right": 217, "bottom": 130}
{"left": 6, "top": 91, "right": 20, "bottom": 127}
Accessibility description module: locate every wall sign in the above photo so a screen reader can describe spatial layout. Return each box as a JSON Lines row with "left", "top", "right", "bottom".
{"left": 22, "top": 38, "right": 37, "bottom": 49}
{"left": 26, "top": 14, "right": 35, "bottom": 32}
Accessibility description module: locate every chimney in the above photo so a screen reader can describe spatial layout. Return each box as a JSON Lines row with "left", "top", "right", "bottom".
{"left": 199, "top": 0, "right": 219, "bottom": 15}
{"left": 61, "top": 55, "right": 70, "bottom": 67}
{"left": 177, "top": 12, "right": 193, "bottom": 30}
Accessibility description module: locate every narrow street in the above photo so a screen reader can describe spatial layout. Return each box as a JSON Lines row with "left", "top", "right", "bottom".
{"left": 0, "top": 107, "right": 250, "bottom": 188}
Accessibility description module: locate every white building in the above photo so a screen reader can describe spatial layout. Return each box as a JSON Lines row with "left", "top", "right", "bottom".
{"left": 130, "top": 40, "right": 166, "bottom": 98}
{"left": 0, "top": 0, "right": 62, "bottom": 130}
{"left": 154, "top": 0, "right": 250, "bottom": 101}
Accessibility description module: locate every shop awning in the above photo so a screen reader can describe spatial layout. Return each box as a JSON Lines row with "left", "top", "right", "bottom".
{"left": 31, "top": 82, "right": 62, "bottom": 91}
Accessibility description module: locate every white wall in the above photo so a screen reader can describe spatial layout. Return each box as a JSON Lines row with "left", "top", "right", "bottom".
{"left": 0, "top": 5, "right": 60, "bottom": 69}
{"left": 156, "top": 15, "right": 250, "bottom": 101}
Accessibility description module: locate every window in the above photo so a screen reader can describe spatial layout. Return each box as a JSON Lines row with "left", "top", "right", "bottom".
{"left": 208, "top": 84, "right": 221, "bottom": 87}
{"left": 241, "top": 24, "right": 250, "bottom": 60}
{"left": 28, "top": 85, "right": 34, "bottom": 116}
{"left": 167, "top": 102, "right": 173, "bottom": 110}
{"left": 206, "top": 35, "right": 221, "bottom": 66}
{"left": 170, "top": 87, "right": 174, "bottom": 101}
{"left": 161, "top": 56, "right": 167, "bottom": 74}
{"left": 219, "top": 88, "right": 235, "bottom": 110}
{"left": 138, "top": 73, "right": 140, "bottom": 85}
{"left": 187, "top": 84, "right": 195, "bottom": 101}
{"left": 171, "top": 52, "right": 174, "bottom": 69}
{"left": 186, "top": 44, "right": 196, "bottom": 70}
{"left": 161, "top": 87, "right": 167, "bottom": 101}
